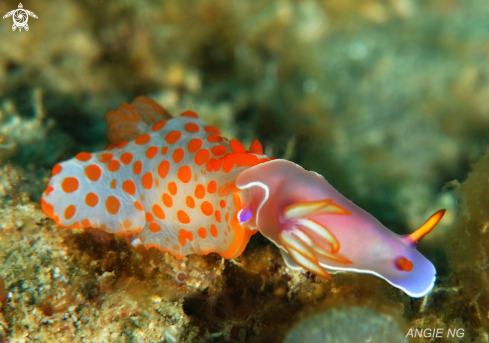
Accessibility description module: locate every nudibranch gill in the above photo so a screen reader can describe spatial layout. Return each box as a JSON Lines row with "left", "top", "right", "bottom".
{"left": 41, "top": 95, "right": 445, "bottom": 298}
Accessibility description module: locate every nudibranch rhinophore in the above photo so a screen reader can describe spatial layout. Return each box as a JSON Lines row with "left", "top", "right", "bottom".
{"left": 41, "top": 96, "right": 444, "bottom": 298}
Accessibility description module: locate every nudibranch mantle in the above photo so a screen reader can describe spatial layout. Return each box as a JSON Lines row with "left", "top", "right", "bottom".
{"left": 41, "top": 95, "right": 444, "bottom": 298}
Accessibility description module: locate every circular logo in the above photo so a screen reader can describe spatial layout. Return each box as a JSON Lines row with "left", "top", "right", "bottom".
{"left": 13, "top": 9, "right": 27, "bottom": 27}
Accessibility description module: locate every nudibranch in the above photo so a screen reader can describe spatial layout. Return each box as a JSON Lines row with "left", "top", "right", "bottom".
{"left": 41, "top": 96, "right": 444, "bottom": 298}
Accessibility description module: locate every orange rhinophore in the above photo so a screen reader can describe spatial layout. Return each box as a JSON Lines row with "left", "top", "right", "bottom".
{"left": 41, "top": 95, "right": 445, "bottom": 297}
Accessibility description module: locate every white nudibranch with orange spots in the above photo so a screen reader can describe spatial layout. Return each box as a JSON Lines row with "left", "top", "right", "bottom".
{"left": 41, "top": 96, "right": 445, "bottom": 298}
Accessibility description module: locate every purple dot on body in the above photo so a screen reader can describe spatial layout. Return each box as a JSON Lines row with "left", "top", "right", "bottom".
{"left": 238, "top": 206, "right": 253, "bottom": 223}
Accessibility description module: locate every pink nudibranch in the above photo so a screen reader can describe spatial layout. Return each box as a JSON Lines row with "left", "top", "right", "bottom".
{"left": 41, "top": 95, "right": 444, "bottom": 298}
{"left": 237, "top": 160, "right": 444, "bottom": 297}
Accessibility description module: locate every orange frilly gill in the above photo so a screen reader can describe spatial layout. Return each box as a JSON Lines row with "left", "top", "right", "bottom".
{"left": 41, "top": 96, "right": 445, "bottom": 298}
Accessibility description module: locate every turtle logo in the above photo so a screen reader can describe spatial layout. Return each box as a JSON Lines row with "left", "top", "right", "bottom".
{"left": 3, "top": 3, "right": 38, "bottom": 32}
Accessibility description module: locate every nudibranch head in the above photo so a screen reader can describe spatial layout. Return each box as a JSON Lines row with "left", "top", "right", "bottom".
{"left": 236, "top": 159, "right": 444, "bottom": 298}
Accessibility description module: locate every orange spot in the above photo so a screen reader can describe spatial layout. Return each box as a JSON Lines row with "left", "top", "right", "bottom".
{"left": 52, "top": 164, "right": 62, "bottom": 176}
{"left": 152, "top": 120, "right": 167, "bottom": 132}
{"left": 206, "top": 158, "right": 216, "bottom": 172}
{"left": 188, "top": 138, "right": 203, "bottom": 153}
{"left": 220, "top": 200, "right": 226, "bottom": 208}
{"left": 149, "top": 222, "right": 162, "bottom": 232}
{"left": 134, "top": 161, "right": 142, "bottom": 175}
{"left": 173, "top": 148, "right": 185, "bottom": 164}
{"left": 198, "top": 227, "right": 207, "bottom": 239}
{"left": 135, "top": 134, "right": 151, "bottom": 145}
{"left": 207, "top": 134, "right": 223, "bottom": 143}
{"left": 178, "top": 166, "right": 192, "bottom": 183}
{"left": 180, "top": 110, "right": 199, "bottom": 118}
{"left": 215, "top": 210, "right": 221, "bottom": 223}
{"left": 207, "top": 180, "right": 217, "bottom": 194}
{"left": 81, "top": 219, "right": 91, "bottom": 227}
{"left": 230, "top": 139, "right": 246, "bottom": 153}
{"left": 62, "top": 177, "right": 79, "bottom": 193}
{"left": 162, "top": 193, "right": 173, "bottom": 207}
{"left": 85, "top": 165, "right": 102, "bottom": 181}
{"left": 110, "top": 179, "right": 117, "bottom": 189}
{"left": 99, "top": 153, "right": 113, "bottom": 163}
{"left": 195, "top": 184, "right": 205, "bottom": 199}
{"left": 85, "top": 192, "right": 99, "bottom": 207}
{"left": 75, "top": 152, "right": 92, "bottom": 162}
{"left": 222, "top": 154, "right": 238, "bottom": 173}
{"left": 108, "top": 160, "right": 120, "bottom": 172}
{"left": 44, "top": 187, "right": 54, "bottom": 196}
{"left": 396, "top": 257, "right": 413, "bottom": 272}
{"left": 121, "top": 152, "right": 133, "bottom": 165}
{"left": 178, "top": 229, "right": 194, "bottom": 246}
{"left": 210, "top": 224, "right": 218, "bottom": 237}
{"left": 211, "top": 146, "right": 227, "bottom": 156}
{"left": 166, "top": 131, "right": 182, "bottom": 144}
{"left": 213, "top": 158, "right": 223, "bottom": 171}
{"left": 134, "top": 201, "right": 143, "bottom": 211}
{"left": 177, "top": 210, "right": 191, "bottom": 224}
{"left": 168, "top": 182, "right": 177, "bottom": 195}
{"left": 186, "top": 196, "right": 195, "bottom": 208}
{"left": 184, "top": 123, "right": 200, "bottom": 133}
{"left": 193, "top": 149, "right": 209, "bottom": 166}
{"left": 249, "top": 140, "right": 264, "bottom": 155}
{"left": 117, "top": 141, "right": 128, "bottom": 149}
{"left": 106, "top": 145, "right": 116, "bottom": 150}
{"left": 146, "top": 146, "right": 159, "bottom": 159}
{"left": 146, "top": 212, "right": 153, "bottom": 222}
{"left": 161, "top": 146, "right": 168, "bottom": 155}
{"left": 201, "top": 201, "right": 214, "bottom": 216}
{"left": 205, "top": 126, "right": 221, "bottom": 134}
{"left": 106, "top": 196, "right": 120, "bottom": 214}
{"left": 64, "top": 205, "right": 76, "bottom": 220}
{"left": 123, "top": 220, "right": 133, "bottom": 229}
{"left": 142, "top": 172, "right": 153, "bottom": 189}
{"left": 155, "top": 178, "right": 159, "bottom": 187}
{"left": 153, "top": 204, "right": 165, "bottom": 220}
{"left": 225, "top": 212, "right": 230, "bottom": 222}
{"left": 237, "top": 154, "right": 261, "bottom": 168}
{"left": 123, "top": 180, "right": 136, "bottom": 195}
{"left": 158, "top": 160, "right": 170, "bottom": 178}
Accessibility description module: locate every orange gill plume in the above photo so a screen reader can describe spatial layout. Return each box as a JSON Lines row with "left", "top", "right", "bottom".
{"left": 278, "top": 200, "right": 353, "bottom": 279}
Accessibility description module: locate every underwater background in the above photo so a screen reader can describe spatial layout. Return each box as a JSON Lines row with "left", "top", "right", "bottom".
{"left": 1, "top": 0, "right": 489, "bottom": 341}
